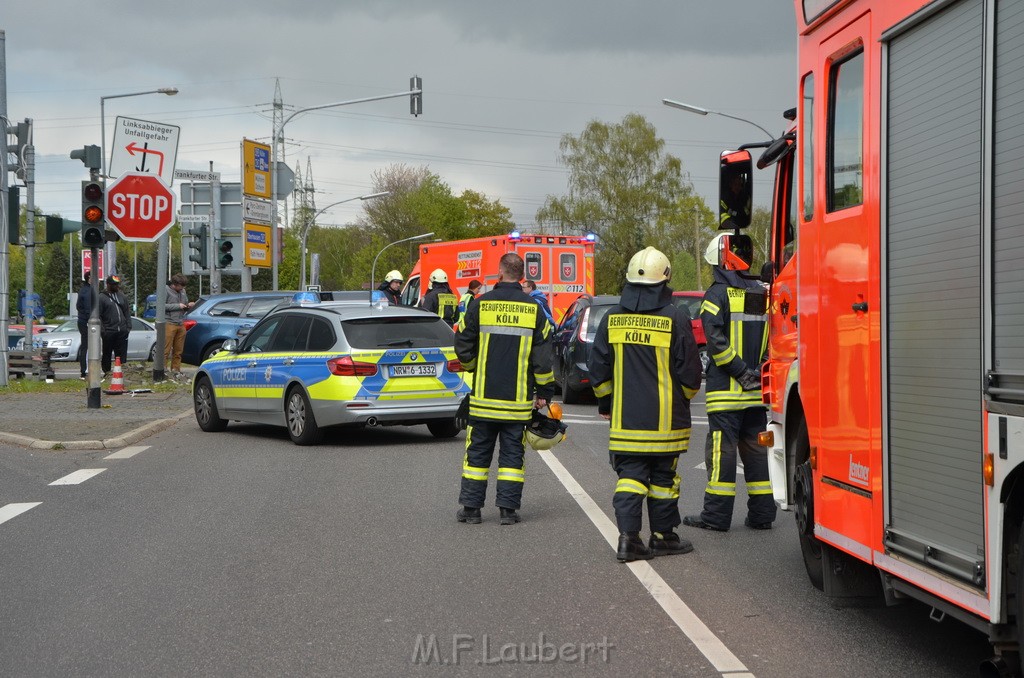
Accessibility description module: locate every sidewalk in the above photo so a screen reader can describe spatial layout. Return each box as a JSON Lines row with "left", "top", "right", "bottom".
{"left": 0, "top": 388, "right": 195, "bottom": 450}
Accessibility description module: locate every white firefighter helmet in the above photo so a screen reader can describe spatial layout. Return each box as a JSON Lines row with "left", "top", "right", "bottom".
{"left": 626, "top": 246, "right": 671, "bottom": 285}
{"left": 524, "top": 405, "right": 568, "bottom": 451}
{"left": 429, "top": 268, "right": 448, "bottom": 284}
{"left": 384, "top": 270, "right": 403, "bottom": 283}
{"left": 704, "top": 232, "right": 753, "bottom": 271}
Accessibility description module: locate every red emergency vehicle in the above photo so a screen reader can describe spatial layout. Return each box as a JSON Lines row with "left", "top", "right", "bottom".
{"left": 401, "top": 232, "right": 596, "bottom": 324}
{"left": 741, "top": 0, "right": 1024, "bottom": 670}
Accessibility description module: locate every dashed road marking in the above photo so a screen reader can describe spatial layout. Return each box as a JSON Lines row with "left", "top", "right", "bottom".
{"left": 104, "top": 445, "right": 150, "bottom": 460}
{"left": 537, "top": 449, "right": 751, "bottom": 677}
{"left": 49, "top": 469, "right": 107, "bottom": 486}
{"left": 0, "top": 502, "right": 41, "bottom": 526}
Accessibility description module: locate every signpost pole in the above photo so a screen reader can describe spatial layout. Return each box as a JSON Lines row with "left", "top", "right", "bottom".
{"left": 153, "top": 233, "right": 167, "bottom": 382}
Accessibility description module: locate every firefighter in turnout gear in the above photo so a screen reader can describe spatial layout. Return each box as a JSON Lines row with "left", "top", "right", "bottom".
{"left": 420, "top": 268, "right": 459, "bottom": 327}
{"left": 589, "top": 247, "right": 703, "bottom": 562}
{"left": 454, "top": 253, "right": 555, "bottom": 525}
{"left": 684, "top": 232, "right": 774, "bottom": 532}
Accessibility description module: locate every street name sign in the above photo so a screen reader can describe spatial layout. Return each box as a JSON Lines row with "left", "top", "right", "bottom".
{"left": 174, "top": 169, "right": 220, "bottom": 183}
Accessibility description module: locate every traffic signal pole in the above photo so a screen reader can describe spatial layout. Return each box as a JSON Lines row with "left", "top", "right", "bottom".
{"left": 23, "top": 121, "right": 34, "bottom": 348}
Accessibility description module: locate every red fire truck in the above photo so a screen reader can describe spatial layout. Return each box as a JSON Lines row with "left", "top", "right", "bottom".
{"left": 401, "top": 232, "right": 596, "bottom": 324}
{"left": 736, "top": 0, "right": 1024, "bottom": 670}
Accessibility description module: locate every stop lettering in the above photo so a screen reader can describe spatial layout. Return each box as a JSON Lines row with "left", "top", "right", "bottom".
{"left": 104, "top": 172, "right": 176, "bottom": 242}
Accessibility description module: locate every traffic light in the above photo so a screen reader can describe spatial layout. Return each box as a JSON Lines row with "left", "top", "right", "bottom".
{"left": 80, "top": 180, "right": 105, "bottom": 248}
{"left": 410, "top": 75, "right": 422, "bottom": 117}
{"left": 188, "top": 224, "right": 209, "bottom": 270}
{"left": 217, "top": 238, "right": 234, "bottom": 269}
{"left": 7, "top": 185, "right": 19, "bottom": 246}
{"left": 45, "top": 215, "right": 81, "bottom": 243}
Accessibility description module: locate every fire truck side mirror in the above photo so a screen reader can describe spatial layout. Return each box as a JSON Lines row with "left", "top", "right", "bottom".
{"left": 760, "top": 261, "right": 775, "bottom": 285}
{"left": 719, "top": 150, "right": 753, "bottom": 230}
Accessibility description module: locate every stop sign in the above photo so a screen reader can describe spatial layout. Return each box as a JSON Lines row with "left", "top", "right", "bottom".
{"left": 105, "top": 172, "right": 176, "bottom": 242}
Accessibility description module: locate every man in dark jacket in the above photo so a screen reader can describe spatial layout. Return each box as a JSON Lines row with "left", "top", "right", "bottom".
{"left": 684, "top": 232, "right": 774, "bottom": 532}
{"left": 98, "top": 275, "right": 131, "bottom": 375}
{"left": 420, "top": 268, "right": 458, "bottom": 327}
{"left": 75, "top": 271, "right": 94, "bottom": 379}
{"left": 454, "top": 253, "right": 555, "bottom": 525}
{"left": 589, "top": 246, "right": 703, "bottom": 562}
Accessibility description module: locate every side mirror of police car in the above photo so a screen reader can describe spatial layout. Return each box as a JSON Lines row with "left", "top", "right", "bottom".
{"left": 221, "top": 339, "right": 238, "bottom": 353}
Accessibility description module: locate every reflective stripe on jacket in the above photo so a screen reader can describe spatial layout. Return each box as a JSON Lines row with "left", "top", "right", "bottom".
{"left": 455, "top": 282, "right": 555, "bottom": 422}
{"left": 702, "top": 267, "right": 768, "bottom": 413}
{"left": 588, "top": 301, "right": 702, "bottom": 455}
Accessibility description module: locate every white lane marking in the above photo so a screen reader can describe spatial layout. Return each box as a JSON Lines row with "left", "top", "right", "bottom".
{"left": 49, "top": 469, "right": 107, "bottom": 486}
{"left": 536, "top": 449, "right": 750, "bottom": 676}
{"left": 104, "top": 445, "right": 150, "bottom": 460}
{"left": 0, "top": 502, "right": 42, "bottom": 526}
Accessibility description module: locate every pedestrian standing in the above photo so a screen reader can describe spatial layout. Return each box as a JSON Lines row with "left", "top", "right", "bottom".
{"left": 589, "top": 247, "right": 703, "bottom": 562}
{"left": 684, "top": 232, "right": 775, "bottom": 532}
{"left": 164, "top": 273, "right": 194, "bottom": 377}
{"left": 75, "top": 271, "right": 94, "bottom": 380}
{"left": 98, "top": 275, "right": 131, "bottom": 376}
{"left": 456, "top": 279, "right": 482, "bottom": 328}
{"left": 523, "top": 280, "right": 555, "bottom": 328}
{"left": 454, "top": 253, "right": 555, "bottom": 525}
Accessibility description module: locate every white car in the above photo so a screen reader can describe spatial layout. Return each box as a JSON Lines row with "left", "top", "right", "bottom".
{"left": 17, "top": 317, "right": 159, "bottom": 361}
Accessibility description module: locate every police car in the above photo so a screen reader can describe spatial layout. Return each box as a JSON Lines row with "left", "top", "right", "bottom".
{"left": 192, "top": 294, "right": 470, "bottom": 445}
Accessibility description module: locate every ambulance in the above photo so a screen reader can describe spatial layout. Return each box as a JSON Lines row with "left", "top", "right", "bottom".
{"left": 400, "top": 232, "right": 596, "bottom": 324}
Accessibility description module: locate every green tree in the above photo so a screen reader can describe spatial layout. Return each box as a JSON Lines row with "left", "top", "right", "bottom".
{"left": 536, "top": 113, "right": 697, "bottom": 293}
{"left": 459, "top": 189, "right": 515, "bottom": 235}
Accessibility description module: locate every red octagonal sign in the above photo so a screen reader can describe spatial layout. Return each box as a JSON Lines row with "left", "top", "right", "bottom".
{"left": 105, "top": 172, "right": 176, "bottom": 242}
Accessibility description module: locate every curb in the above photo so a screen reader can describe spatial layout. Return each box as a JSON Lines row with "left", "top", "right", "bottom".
{"left": 0, "top": 409, "right": 194, "bottom": 451}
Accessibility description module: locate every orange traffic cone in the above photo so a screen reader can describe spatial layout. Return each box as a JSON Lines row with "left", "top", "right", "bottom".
{"left": 105, "top": 357, "right": 125, "bottom": 395}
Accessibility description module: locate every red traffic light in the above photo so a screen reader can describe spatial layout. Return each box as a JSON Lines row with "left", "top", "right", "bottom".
{"left": 83, "top": 182, "right": 103, "bottom": 201}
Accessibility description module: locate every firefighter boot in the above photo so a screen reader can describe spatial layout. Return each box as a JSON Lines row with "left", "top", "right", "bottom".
{"left": 744, "top": 517, "right": 773, "bottom": 530}
{"left": 617, "top": 532, "right": 654, "bottom": 563}
{"left": 456, "top": 507, "right": 482, "bottom": 524}
{"left": 683, "top": 514, "right": 729, "bottom": 532}
{"left": 649, "top": 530, "right": 694, "bottom": 556}
{"left": 499, "top": 508, "right": 521, "bottom": 525}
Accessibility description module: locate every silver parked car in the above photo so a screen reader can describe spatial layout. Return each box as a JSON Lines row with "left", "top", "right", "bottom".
{"left": 18, "top": 317, "right": 159, "bottom": 361}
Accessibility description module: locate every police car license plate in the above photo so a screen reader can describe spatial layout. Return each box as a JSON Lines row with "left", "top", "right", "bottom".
{"left": 390, "top": 363, "right": 438, "bottom": 377}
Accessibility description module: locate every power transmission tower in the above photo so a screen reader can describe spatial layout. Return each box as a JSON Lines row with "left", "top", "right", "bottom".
{"left": 272, "top": 78, "right": 289, "bottom": 230}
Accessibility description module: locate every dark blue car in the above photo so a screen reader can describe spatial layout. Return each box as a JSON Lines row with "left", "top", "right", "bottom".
{"left": 551, "top": 294, "right": 620, "bottom": 405}
{"left": 182, "top": 292, "right": 295, "bottom": 365}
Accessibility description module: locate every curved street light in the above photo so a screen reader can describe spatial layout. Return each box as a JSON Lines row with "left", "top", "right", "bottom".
{"left": 370, "top": 232, "right": 435, "bottom": 304}
{"left": 662, "top": 98, "right": 773, "bottom": 140}
{"left": 300, "top": 191, "right": 390, "bottom": 288}
{"left": 99, "top": 86, "right": 179, "bottom": 279}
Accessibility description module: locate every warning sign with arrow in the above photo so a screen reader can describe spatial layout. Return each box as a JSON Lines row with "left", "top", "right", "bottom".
{"left": 109, "top": 116, "right": 180, "bottom": 185}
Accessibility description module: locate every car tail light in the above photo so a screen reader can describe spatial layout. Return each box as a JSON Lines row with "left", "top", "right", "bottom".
{"left": 447, "top": 359, "right": 463, "bottom": 373}
{"left": 183, "top": 319, "right": 197, "bottom": 331}
{"left": 327, "top": 356, "right": 378, "bottom": 377}
{"left": 578, "top": 306, "right": 592, "bottom": 342}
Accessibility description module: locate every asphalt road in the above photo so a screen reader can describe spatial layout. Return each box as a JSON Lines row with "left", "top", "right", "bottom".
{"left": 0, "top": 391, "right": 994, "bottom": 676}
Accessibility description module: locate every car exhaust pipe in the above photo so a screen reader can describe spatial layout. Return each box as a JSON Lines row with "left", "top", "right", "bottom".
{"left": 979, "top": 655, "right": 1015, "bottom": 678}
{"left": 366, "top": 417, "right": 379, "bottom": 427}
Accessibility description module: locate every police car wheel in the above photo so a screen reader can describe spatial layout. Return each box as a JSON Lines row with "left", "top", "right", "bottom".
{"left": 286, "top": 386, "right": 322, "bottom": 445}
{"left": 194, "top": 376, "right": 228, "bottom": 432}
{"left": 427, "top": 419, "right": 460, "bottom": 439}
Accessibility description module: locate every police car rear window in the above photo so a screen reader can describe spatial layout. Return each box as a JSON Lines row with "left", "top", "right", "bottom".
{"left": 341, "top": 317, "right": 452, "bottom": 349}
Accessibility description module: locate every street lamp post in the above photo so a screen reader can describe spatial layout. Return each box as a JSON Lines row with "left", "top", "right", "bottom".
{"left": 99, "top": 87, "right": 178, "bottom": 278}
{"left": 661, "top": 98, "right": 773, "bottom": 140}
{"left": 370, "top": 232, "right": 435, "bottom": 304}
{"left": 301, "top": 191, "right": 390, "bottom": 289}
{"left": 693, "top": 205, "right": 703, "bottom": 291}
{"left": 271, "top": 80, "right": 423, "bottom": 290}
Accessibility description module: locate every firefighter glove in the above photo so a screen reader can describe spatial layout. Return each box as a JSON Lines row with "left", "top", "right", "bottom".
{"left": 737, "top": 368, "right": 761, "bottom": 391}
{"left": 455, "top": 395, "right": 470, "bottom": 431}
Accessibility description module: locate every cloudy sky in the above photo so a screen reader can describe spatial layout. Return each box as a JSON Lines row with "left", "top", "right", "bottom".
{"left": 2, "top": 1, "right": 796, "bottom": 230}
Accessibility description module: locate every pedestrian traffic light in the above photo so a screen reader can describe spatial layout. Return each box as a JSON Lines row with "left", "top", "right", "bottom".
{"left": 188, "top": 224, "right": 209, "bottom": 270}
{"left": 217, "top": 238, "right": 234, "bottom": 269}
{"left": 80, "top": 180, "right": 105, "bottom": 248}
